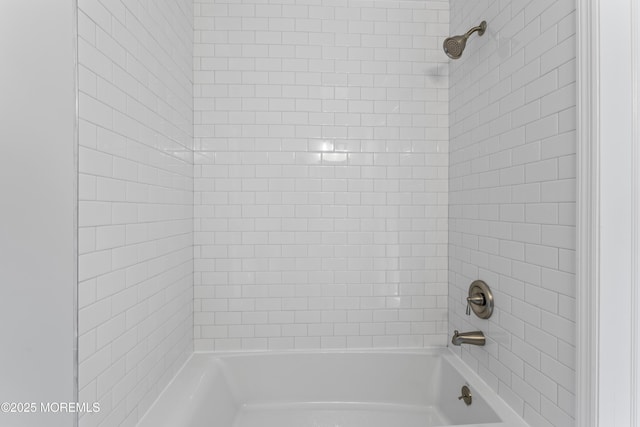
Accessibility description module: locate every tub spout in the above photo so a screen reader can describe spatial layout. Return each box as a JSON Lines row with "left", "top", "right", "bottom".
{"left": 451, "top": 330, "right": 485, "bottom": 346}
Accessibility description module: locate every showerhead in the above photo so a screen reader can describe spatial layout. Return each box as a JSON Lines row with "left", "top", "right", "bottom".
{"left": 443, "top": 35, "right": 468, "bottom": 59}
{"left": 443, "top": 21, "right": 487, "bottom": 59}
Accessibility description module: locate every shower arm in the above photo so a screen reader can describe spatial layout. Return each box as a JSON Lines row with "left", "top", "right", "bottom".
{"left": 464, "top": 22, "right": 487, "bottom": 39}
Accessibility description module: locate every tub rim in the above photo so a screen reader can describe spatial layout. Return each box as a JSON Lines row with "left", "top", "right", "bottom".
{"left": 139, "top": 347, "right": 529, "bottom": 427}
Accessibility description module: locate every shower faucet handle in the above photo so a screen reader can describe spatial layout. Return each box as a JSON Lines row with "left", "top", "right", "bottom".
{"left": 465, "top": 295, "right": 485, "bottom": 316}
{"left": 465, "top": 280, "right": 494, "bottom": 319}
{"left": 467, "top": 295, "right": 485, "bottom": 305}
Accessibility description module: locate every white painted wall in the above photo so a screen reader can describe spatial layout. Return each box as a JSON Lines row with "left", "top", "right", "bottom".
{"left": 449, "top": 1, "right": 576, "bottom": 426}
{"left": 193, "top": 0, "right": 450, "bottom": 351}
{"left": 0, "top": 1, "right": 76, "bottom": 426}
{"left": 598, "top": 0, "right": 633, "bottom": 422}
{"left": 76, "top": 0, "right": 194, "bottom": 425}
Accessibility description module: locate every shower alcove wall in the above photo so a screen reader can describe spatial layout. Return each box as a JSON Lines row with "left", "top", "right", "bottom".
{"left": 73, "top": 1, "right": 578, "bottom": 426}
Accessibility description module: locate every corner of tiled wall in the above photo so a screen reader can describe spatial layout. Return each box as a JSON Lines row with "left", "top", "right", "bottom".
{"left": 448, "top": 0, "right": 576, "bottom": 426}
{"left": 193, "top": 0, "right": 451, "bottom": 352}
{"left": 76, "top": 0, "right": 194, "bottom": 425}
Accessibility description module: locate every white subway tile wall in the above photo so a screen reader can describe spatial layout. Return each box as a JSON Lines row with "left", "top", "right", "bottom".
{"left": 193, "top": 0, "right": 450, "bottom": 351}
{"left": 449, "top": 1, "right": 575, "bottom": 426}
{"left": 77, "top": 0, "right": 194, "bottom": 426}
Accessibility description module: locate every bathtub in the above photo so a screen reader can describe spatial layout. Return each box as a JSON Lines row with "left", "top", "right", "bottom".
{"left": 138, "top": 348, "right": 528, "bottom": 427}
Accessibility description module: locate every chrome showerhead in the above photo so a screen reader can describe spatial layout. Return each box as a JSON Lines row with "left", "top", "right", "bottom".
{"left": 443, "top": 21, "right": 487, "bottom": 59}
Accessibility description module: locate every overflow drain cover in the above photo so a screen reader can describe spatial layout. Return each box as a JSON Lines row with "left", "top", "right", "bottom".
{"left": 458, "top": 385, "right": 472, "bottom": 406}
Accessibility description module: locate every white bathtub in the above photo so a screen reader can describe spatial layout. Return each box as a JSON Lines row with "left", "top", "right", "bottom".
{"left": 138, "top": 348, "right": 528, "bottom": 427}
